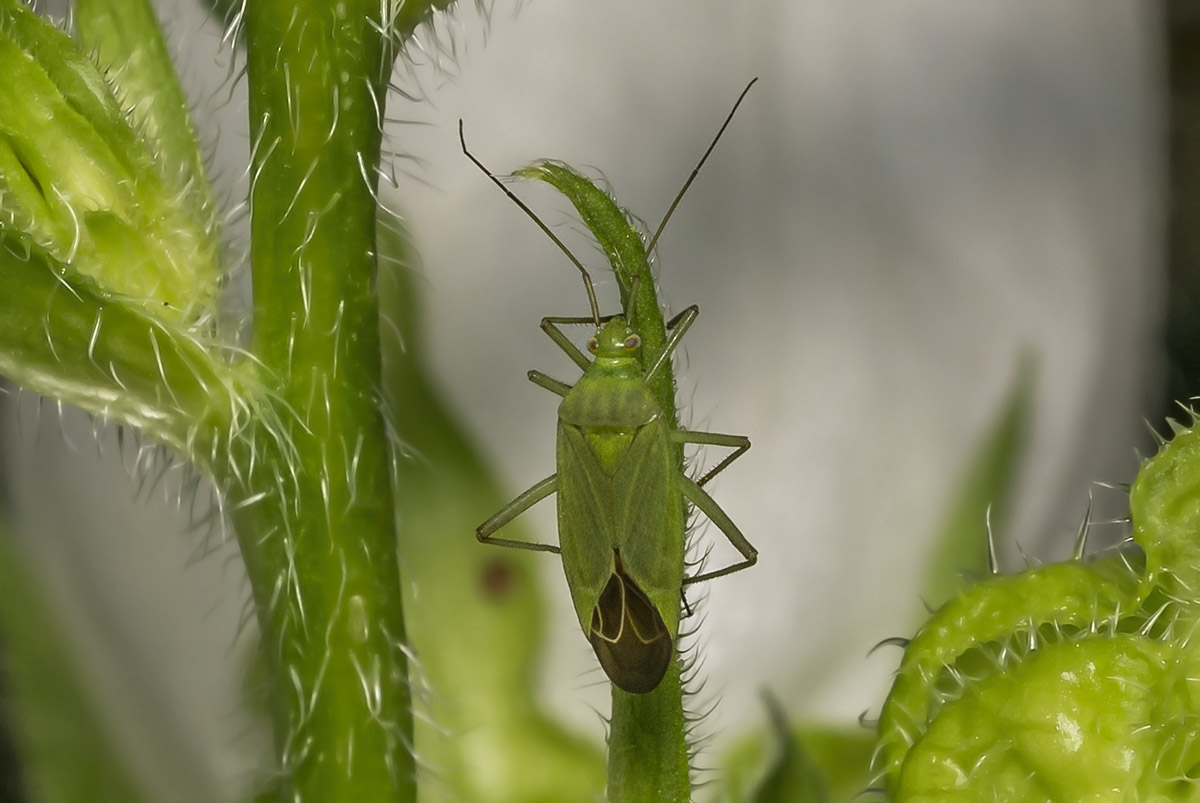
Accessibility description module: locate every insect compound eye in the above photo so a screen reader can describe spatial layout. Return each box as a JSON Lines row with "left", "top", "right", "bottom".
{"left": 587, "top": 337, "right": 599, "bottom": 353}
{"left": 623, "top": 334, "right": 641, "bottom": 350}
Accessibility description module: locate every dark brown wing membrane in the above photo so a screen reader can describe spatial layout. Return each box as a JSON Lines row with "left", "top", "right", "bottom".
{"left": 588, "top": 554, "right": 672, "bottom": 694}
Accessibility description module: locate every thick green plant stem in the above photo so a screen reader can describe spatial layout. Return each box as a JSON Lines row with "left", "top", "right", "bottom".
{"left": 1, "top": 0, "right": 444, "bottom": 799}
{"left": 233, "top": 2, "right": 413, "bottom": 800}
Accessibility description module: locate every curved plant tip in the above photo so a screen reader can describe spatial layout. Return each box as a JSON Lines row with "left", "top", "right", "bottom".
{"left": 514, "top": 161, "right": 670, "bottom": 375}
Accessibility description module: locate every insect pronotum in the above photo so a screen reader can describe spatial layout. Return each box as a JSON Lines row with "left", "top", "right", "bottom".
{"left": 462, "top": 79, "right": 759, "bottom": 695}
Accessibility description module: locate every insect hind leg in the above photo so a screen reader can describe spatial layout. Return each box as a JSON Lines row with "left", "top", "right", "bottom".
{"left": 672, "top": 429, "right": 750, "bottom": 487}
{"left": 476, "top": 475, "right": 562, "bottom": 553}
{"left": 678, "top": 475, "right": 757, "bottom": 585}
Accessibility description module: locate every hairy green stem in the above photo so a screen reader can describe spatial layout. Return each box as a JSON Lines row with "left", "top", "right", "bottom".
{"left": 608, "top": 665, "right": 690, "bottom": 802}
{"left": 233, "top": 2, "right": 413, "bottom": 799}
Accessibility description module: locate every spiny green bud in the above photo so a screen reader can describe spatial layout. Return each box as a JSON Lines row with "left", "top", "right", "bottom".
{"left": 0, "top": 0, "right": 219, "bottom": 321}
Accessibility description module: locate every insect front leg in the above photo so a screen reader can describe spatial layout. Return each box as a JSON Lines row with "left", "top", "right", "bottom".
{"left": 527, "top": 370, "right": 572, "bottom": 397}
{"left": 539, "top": 314, "right": 621, "bottom": 370}
{"left": 678, "top": 475, "right": 757, "bottom": 584}
{"left": 476, "top": 475, "right": 562, "bottom": 553}
{"left": 530, "top": 312, "right": 626, "bottom": 396}
{"left": 671, "top": 429, "right": 750, "bottom": 487}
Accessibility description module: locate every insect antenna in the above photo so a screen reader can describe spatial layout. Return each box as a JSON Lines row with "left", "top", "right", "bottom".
{"left": 624, "top": 273, "right": 642, "bottom": 324}
{"left": 458, "top": 120, "right": 602, "bottom": 328}
{"left": 643, "top": 77, "right": 758, "bottom": 261}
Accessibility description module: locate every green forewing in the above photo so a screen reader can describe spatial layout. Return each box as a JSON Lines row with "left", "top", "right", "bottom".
{"left": 603, "top": 418, "right": 684, "bottom": 640}
{"left": 555, "top": 369, "right": 685, "bottom": 645}
{"left": 557, "top": 420, "right": 622, "bottom": 630}
{"left": 556, "top": 421, "right": 684, "bottom": 641}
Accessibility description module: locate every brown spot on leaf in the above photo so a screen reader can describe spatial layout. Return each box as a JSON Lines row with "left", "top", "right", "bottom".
{"left": 480, "top": 557, "right": 516, "bottom": 600}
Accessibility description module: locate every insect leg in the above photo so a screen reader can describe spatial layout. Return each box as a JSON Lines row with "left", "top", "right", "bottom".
{"left": 540, "top": 315, "right": 600, "bottom": 370}
{"left": 678, "top": 476, "right": 757, "bottom": 584}
{"left": 476, "top": 475, "right": 562, "bottom": 553}
{"left": 539, "top": 314, "right": 622, "bottom": 370}
{"left": 645, "top": 305, "right": 699, "bottom": 383}
{"left": 671, "top": 429, "right": 750, "bottom": 487}
{"left": 528, "top": 370, "right": 572, "bottom": 398}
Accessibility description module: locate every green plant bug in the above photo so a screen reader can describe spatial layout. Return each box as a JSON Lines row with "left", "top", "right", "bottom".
{"left": 461, "top": 80, "right": 759, "bottom": 695}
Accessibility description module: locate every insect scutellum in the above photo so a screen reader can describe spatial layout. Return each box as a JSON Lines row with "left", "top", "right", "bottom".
{"left": 466, "top": 80, "right": 760, "bottom": 695}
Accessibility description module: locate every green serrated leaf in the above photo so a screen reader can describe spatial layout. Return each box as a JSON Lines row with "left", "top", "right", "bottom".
{"left": 1129, "top": 409, "right": 1200, "bottom": 602}
{"left": 920, "top": 355, "right": 1034, "bottom": 612}
{"left": 880, "top": 406, "right": 1200, "bottom": 800}
{"left": 750, "top": 692, "right": 828, "bottom": 803}
{"left": 724, "top": 700, "right": 874, "bottom": 803}
{"left": 877, "top": 552, "right": 1143, "bottom": 793}
{"left": 380, "top": 220, "right": 604, "bottom": 803}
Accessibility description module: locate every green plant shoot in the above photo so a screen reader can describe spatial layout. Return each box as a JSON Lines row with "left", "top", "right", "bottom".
{"left": 462, "top": 80, "right": 759, "bottom": 695}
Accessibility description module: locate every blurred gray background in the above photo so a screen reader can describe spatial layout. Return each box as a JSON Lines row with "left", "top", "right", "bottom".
{"left": 0, "top": 2, "right": 1168, "bottom": 800}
